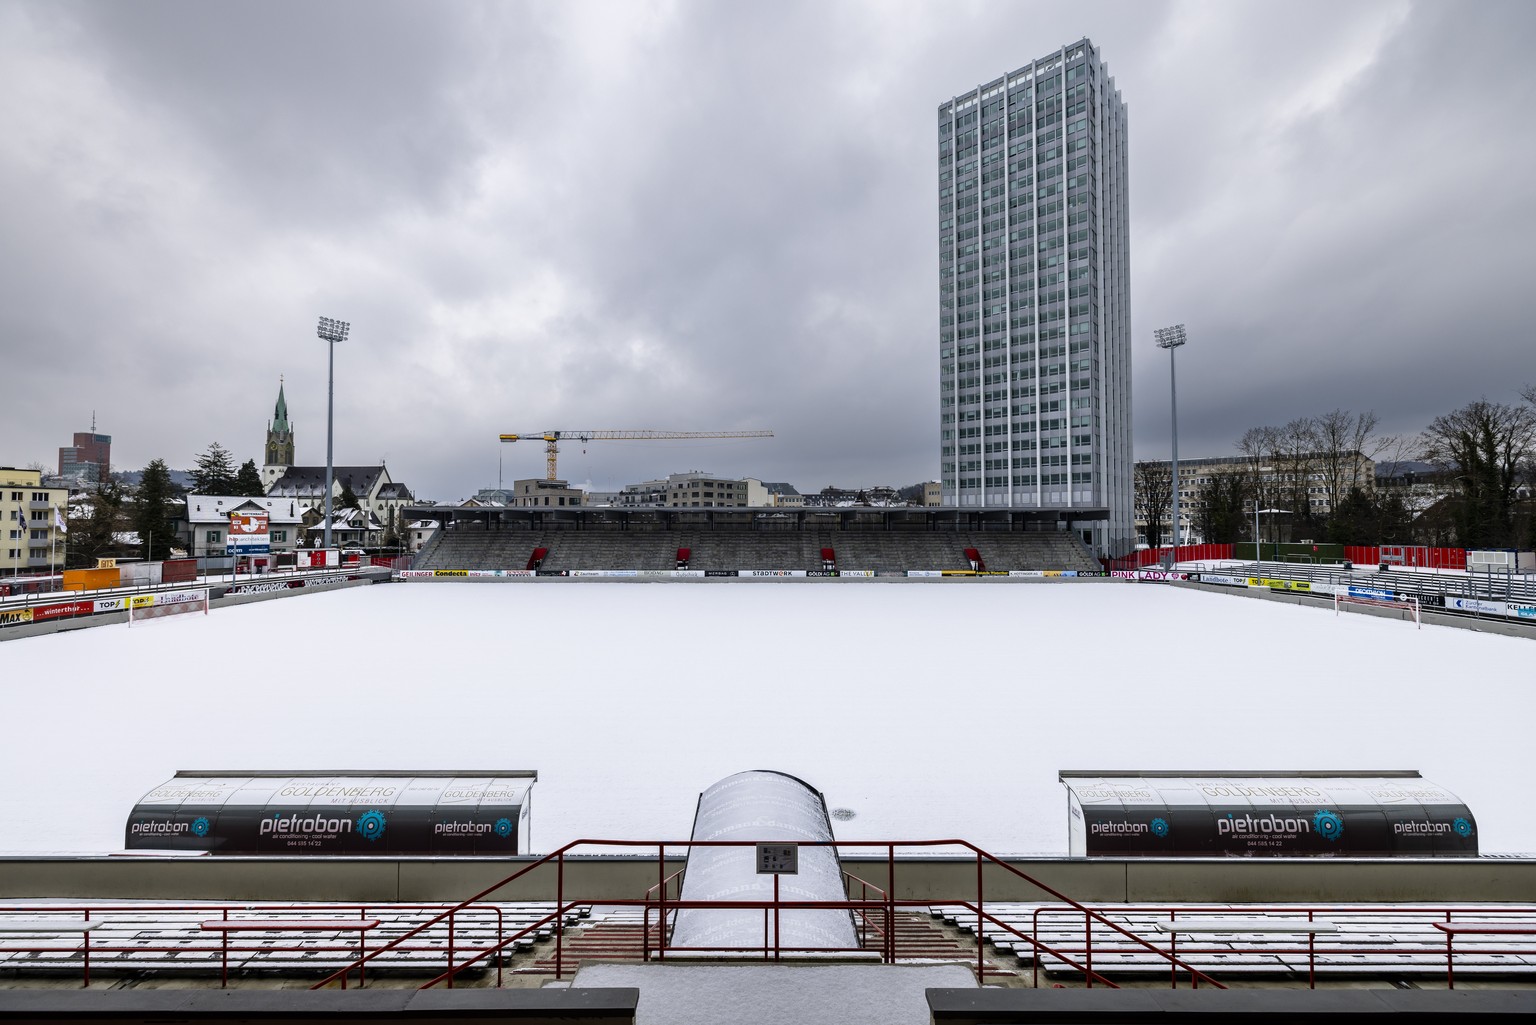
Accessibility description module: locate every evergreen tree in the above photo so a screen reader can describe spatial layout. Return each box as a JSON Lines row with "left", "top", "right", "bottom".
{"left": 338, "top": 480, "right": 361, "bottom": 511}
{"left": 381, "top": 507, "right": 400, "bottom": 550}
{"left": 133, "top": 459, "right": 178, "bottom": 560}
{"left": 191, "top": 442, "right": 239, "bottom": 495}
{"left": 233, "top": 459, "right": 266, "bottom": 497}
{"left": 65, "top": 480, "right": 127, "bottom": 568}
{"left": 1194, "top": 471, "right": 1250, "bottom": 544}
{"left": 1377, "top": 491, "right": 1414, "bottom": 545}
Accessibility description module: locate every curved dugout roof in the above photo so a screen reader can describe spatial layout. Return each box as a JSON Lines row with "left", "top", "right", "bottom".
{"left": 671, "top": 770, "right": 858, "bottom": 953}
{"left": 125, "top": 771, "right": 536, "bottom": 855}
{"left": 1059, "top": 771, "right": 1477, "bottom": 858}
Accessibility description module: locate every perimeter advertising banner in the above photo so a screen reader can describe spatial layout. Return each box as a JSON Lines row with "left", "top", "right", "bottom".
{"left": 125, "top": 773, "right": 535, "bottom": 855}
{"left": 1064, "top": 775, "right": 1477, "bottom": 858}
{"left": 226, "top": 510, "right": 270, "bottom": 555}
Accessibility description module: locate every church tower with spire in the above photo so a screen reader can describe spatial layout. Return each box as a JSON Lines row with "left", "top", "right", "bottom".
{"left": 261, "top": 379, "right": 295, "bottom": 489}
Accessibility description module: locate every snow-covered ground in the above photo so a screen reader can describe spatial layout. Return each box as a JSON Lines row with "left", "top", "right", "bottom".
{"left": 2, "top": 581, "right": 1532, "bottom": 855}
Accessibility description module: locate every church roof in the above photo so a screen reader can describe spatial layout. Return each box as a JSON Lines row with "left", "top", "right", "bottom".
{"left": 266, "top": 465, "right": 388, "bottom": 497}
{"left": 272, "top": 381, "right": 290, "bottom": 433}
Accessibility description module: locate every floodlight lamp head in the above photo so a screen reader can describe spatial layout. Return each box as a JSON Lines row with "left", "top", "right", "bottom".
{"left": 1154, "top": 324, "right": 1187, "bottom": 349}
{"left": 317, "top": 316, "right": 350, "bottom": 343}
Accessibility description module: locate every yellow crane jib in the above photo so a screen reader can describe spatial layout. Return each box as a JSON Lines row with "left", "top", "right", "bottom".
{"left": 498, "top": 430, "right": 773, "bottom": 481}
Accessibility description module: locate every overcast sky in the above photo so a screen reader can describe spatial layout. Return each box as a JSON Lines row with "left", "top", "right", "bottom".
{"left": 3, "top": 0, "right": 1533, "bottom": 500}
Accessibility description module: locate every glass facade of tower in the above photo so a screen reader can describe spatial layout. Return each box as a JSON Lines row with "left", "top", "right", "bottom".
{"left": 937, "top": 39, "right": 1132, "bottom": 555}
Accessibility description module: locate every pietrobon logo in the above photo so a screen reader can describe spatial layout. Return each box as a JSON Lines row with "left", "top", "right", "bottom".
{"left": 494, "top": 817, "right": 513, "bottom": 838}
{"left": 191, "top": 816, "right": 210, "bottom": 837}
{"left": 1150, "top": 817, "right": 1170, "bottom": 837}
{"left": 356, "top": 810, "right": 387, "bottom": 842}
{"left": 1312, "top": 809, "right": 1345, "bottom": 842}
{"left": 1392, "top": 817, "right": 1475, "bottom": 837}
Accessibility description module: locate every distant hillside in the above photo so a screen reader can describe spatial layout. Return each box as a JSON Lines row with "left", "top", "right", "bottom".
{"left": 112, "top": 468, "right": 197, "bottom": 491}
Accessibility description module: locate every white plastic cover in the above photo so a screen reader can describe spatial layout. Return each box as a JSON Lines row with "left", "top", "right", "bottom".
{"left": 670, "top": 770, "right": 858, "bottom": 953}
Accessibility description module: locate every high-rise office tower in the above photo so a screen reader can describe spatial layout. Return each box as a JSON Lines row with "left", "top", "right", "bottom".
{"left": 937, "top": 39, "right": 1131, "bottom": 555}
{"left": 58, "top": 430, "right": 111, "bottom": 484}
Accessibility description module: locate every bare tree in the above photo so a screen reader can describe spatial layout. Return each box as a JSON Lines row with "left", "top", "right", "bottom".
{"left": 1420, "top": 398, "right": 1536, "bottom": 547}
{"left": 1268, "top": 417, "right": 1320, "bottom": 525}
{"left": 1237, "top": 426, "right": 1281, "bottom": 514}
{"left": 1313, "top": 408, "right": 1385, "bottom": 513}
{"left": 1134, "top": 461, "right": 1173, "bottom": 548}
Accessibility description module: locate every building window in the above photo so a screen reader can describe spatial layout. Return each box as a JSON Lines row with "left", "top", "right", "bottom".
{"left": 206, "top": 530, "right": 220, "bottom": 543}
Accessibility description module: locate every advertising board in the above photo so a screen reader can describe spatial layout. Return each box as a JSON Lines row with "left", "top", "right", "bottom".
{"left": 226, "top": 510, "right": 271, "bottom": 555}
{"left": 1063, "top": 773, "right": 1477, "bottom": 858}
{"left": 125, "top": 772, "right": 536, "bottom": 855}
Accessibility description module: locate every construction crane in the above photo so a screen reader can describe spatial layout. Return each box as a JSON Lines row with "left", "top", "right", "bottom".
{"left": 498, "top": 429, "right": 774, "bottom": 481}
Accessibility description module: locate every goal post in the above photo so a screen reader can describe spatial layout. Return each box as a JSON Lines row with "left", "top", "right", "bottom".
{"left": 127, "top": 589, "right": 210, "bottom": 626}
{"left": 1334, "top": 591, "right": 1420, "bottom": 629}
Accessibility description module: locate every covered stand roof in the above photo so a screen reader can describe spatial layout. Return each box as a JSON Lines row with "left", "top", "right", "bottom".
{"left": 126, "top": 770, "right": 536, "bottom": 856}
{"left": 1060, "top": 770, "right": 1477, "bottom": 858}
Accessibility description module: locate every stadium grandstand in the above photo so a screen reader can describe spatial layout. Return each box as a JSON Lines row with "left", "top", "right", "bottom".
{"left": 404, "top": 505, "right": 1105, "bottom": 574}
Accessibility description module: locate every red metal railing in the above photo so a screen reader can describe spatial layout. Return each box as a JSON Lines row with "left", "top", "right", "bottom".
{"left": 0, "top": 903, "right": 505, "bottom": 989}
{"left": 1023, "top": 903, "right": 1536, "bottom": 991}
{"left": 7, "top": 892, "right": 1533, "bottom": 990}
{"left": 312, "top": 839, "right": 1226, "bottom": 990}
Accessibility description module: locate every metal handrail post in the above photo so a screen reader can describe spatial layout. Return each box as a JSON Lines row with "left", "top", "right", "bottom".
{"left": 976, "top": 850, "right": 984, "bottom": 981}
{"left": 656, "top": 844, "right": 666, "bottom": 961}
{"left": 556, "top": 851, "right": 565, "bottom": 980}
{"left": 1085, "top": 909, "right": 1093, "bottom": 988}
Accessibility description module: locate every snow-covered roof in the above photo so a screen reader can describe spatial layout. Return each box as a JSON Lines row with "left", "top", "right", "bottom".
{"left": 185, "top": 495, "right": 305, "bottom": 525}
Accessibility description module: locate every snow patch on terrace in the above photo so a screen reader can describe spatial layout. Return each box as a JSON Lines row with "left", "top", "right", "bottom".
{"left": 1, "top": 582, "right": 1532, "bottom": 854}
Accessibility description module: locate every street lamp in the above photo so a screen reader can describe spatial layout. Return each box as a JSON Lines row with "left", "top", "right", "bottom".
{"left": 317, "top": 317, "right": 350, "bottom": 551}
{"left": 1153, "top": 324, "right": 1188, "bottom": 559}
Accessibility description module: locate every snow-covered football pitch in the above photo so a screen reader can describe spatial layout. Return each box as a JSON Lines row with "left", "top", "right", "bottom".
{"left": 3, "top": 580, "right": 1531, "bottom": 855}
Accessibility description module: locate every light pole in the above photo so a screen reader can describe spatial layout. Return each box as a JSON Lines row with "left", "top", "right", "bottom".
{"left": 317, "top": 317, "right": 350, "bottom": 551}
{"left": 1153, "top": 324, "right": 1188, "bottom": 561}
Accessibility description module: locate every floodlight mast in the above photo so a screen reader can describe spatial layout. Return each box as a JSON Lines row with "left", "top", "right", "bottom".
{"left": 317, "top": 317, "right": 350, "bottom": 551}
{"left": 1153, "top": 324, "right": 1188, "bottom": 557}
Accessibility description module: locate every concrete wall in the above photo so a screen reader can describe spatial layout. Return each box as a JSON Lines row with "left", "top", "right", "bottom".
{"left": 2, "top": 854, "right": 1530, "bottom": 904}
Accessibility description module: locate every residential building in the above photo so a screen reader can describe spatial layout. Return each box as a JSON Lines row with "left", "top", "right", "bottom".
{"left": 305, "top": 507, "right": 385, "bottom": 549}
{"left": 183, "top": 494, "right": 306, "bottom": 560}
{"left": 764, "top": 482, "right": 803, "bottom": 508}
{"left": 937, "top": 39, "right": 1132, "bottom": 555}
{"left": 1134, "top": 452, "right": 1376, "bottom": 545}
{"left": 58, "top": 431, "right": 111, "bottom": 484}
{"left": 923, "top": 481, "right": 943, "bottom": 507}
{"left": 509, "top": 478, "right": 583, "bottom": 508}
{"left": 1, "top": 467, "right": 69, "bottom": 576}
{"left": 408, "top": 519, "right": 440, "bottom": 553}
{"left": 665, "top": 472, "right": 746, "bottom": 508}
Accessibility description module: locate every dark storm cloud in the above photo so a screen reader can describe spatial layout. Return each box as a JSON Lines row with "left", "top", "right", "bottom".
{"left": 2, "top": 0, "right": 1533, "bottom": 498}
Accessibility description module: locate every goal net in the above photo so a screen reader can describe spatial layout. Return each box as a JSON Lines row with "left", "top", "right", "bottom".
{"left": 127, "top": 589, "right": 210, "bottom": 626}
{"left": 1334, "top": 591, "right": 1420, "bottom": 629}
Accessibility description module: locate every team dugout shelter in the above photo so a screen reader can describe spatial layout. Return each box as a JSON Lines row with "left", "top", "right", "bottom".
{"left": 125, "top": 770, "right": 535, "bottom": 855}
{"left": 1061, "top": 770, "right": 1477, "bottom": 858}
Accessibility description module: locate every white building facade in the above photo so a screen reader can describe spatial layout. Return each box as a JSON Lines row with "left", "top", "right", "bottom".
{"left": 937, "top": 39, "right": 1132, "bottom": 555}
